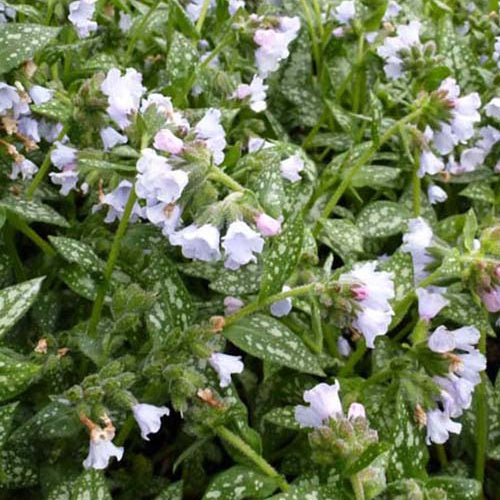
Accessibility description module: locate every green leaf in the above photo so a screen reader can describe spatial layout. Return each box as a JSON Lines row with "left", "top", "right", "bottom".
{"left": 0, "top": 403, "right": 18, "bottom": 449}
{"left": 223, "top": 314, "right": 324, "bottom": 376}
{"left": 0, "top": 277, "right": 44, "bottom": 338}
{"left": 357, "top": 201, "right": 411, "bottom": 239}
{"left": 459, "top": 182, "right": 495, "bottom": 204}
{"left": 202, "top": 466, "right": 279, "bottom": 500}
{"left": 0, "top": 207, "right": 6, "bottom": 230}
{"left": 111, "top": 283, "right": 156, "bottom": 332}
{"left": 260, "top": 216, "right": 304, "bottom": 299}
{"left": 21, "top": 401, "right": 80, "bottom": 440}
{"left": 263, "top": 406, "right": 300, "bottom": 430}
{"left": 425, "top": 477, "right": 481, "bottom": 500}
{"left": 318, "top": 218, "right": 364, "bottom": 262}
{"left": 440, "top": 293, "right": 494, "bottom": 338}
{"left": 343, "top": 442, "right": 391, "bottom": 476}
{"left": 155, "top": 481, "right": 184, "bottom": 500}
{"left": 351, "top": 166, "right": 402, "bottom": 189}
{"left": 210, "top": 263, "right": 262, "bottom": 295}
{"left": 462, "top": 209, "right": 477, "bottom": 252}
{"left": 144, "top": 253, "right": 195, "bottom": 340}
{"left": 387, "top": 398, "right": 428, "bottom": 481}
{"left": 72, "top": 469, "right": 112, "bottom": 500}
{"left": 78, "top": 157, "right": 136, "bottom": 173}
{"left": 49, "top": 236, "right": 104, "bottom": 273}
{"left": 59, "top": 264, "right": 98, "bottom": 300}
{"left": 0, "top": 23, "right": 60, "bottom": 74}
{"left": 166, "top": 32, "right": 198, "bottom": 92}
{"left": 0, "top": 351, "right": 40, "bottom": 403}
{"left": 31, "top": 98, "right": 72, "bottom": 123}
{"left": 253, "top": 164, "right": 286, "bottom": 219}
{"left": 0, "top": 449, "right": 38, "bottom": 488}
{"left": 0, "top": 196, "right": 69, "bottom": 227}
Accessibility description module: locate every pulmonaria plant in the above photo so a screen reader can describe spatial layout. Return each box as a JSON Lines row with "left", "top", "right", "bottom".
{"left": 0, "top": 0, "right": 498, "bottom": 498}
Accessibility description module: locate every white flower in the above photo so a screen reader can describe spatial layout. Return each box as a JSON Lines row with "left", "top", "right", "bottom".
{"left": 485, "top": 97, "right": 500, "bottom": 119}
{"left": 186, "top": 0, "right": 215, "bottom": 22}
{"left": 270, "top": 285, "right": 292, "bottom": 318}
{"left": 49, "top": 170, "right": 79, "bottom": 196}
{"left": 233, "top": 75, "right": 268, "bottom": 113}
{"left": 101, "top": 68, "right": 146, "bottom": 129}
{"left": 402, "top": 217, "right": 434, "bottom": 284}
{"left": 224, "top": 296, "right": 244, "bottom": 315}
{"left": 418, "top": 150, "right": 445, "bottom": 177}
{"left": 377, "top": 21, "right": 422, "bottom": 80}
{"left": 427, "top": 185, "right": 447, "bottom": 204}
{"left": 29, "top": 85, "right": 54, "bottom": 105}
{"left": 119, "top": 12, "right": 133, "bottom": 33}
{"left": 39, "top": 120, "right": 64, "bottom": 143}
{"left": 0, "top": 82, "right": 19, "bottom": 114}
{"left": 0, "top": 1, "right": 15, "bottom": 23}
{"left": 68, "top": 0, "right": 97, "bottom": 38}
{"left": 195, "top": 109, "right": 226, "bottom": 165}
{"left": 221, "top": 221, "right": 264, "bottom": 270}
{"left": 248, "top": 137, "right": 273, "bottom": 152}
{"left": 295, "top": 381, "right": 343, "bottom": 428}
{"left": 135, "top": 148, "right": 189, "bottom": 205}
{"left": 254, "top": 16, "right": 300, "bottom": 77}
{"left": 51, "top": 142, "right": 77, "bottom": 169}
{"left": 10, "top": 158, "right": 38, "bottom": 180}
{"left": 382, "top": 1, "right": 401, "bottom": 21}
{"left": 144, "top": 201, "right": 182, "bottom": 235}
{"left": 132, "top": 403, "right": 170, "bottom": 441}
{"left": 99, "top": 180, "right": 142, "bottom": 224}
{"left": 425, "top": 408, "right": 462, "bottom": 445}
{"left": 209, "top": 353, "right": 244, "bottom": 388}
{"left": 334, "top": 1, "right": 355, "bottom": 24}
{"left": 477, "top": 126, "right": 500, "bottom": 154}
{"left": 459, "top": 147, "right": 485, "bottom": 172}
{"left": 337, "top": 337, "right": 352, "bottom": 357}
{"left": 83, "top": 423, "right": 124, "bottom": 470}
{"left": 100, "top": 127, "right": 127, "bottom": 151}
{"left": 170, "top": 223, "right": 221, "bottom": 262}
{"left": 428, "top": 325, "right": 480, "bottom": 354}
{"left": 347, "top": 402, "right": 366, "bottom": 420}
{"left": 154, "top": 129, "right": 184, "bottom": 154}
{"left": 339, "top": 261, "right": 395, "bottom": 348}
{"left": 416, "top": 287, "right": 448, "bottom": 320}
{"left": 18, "top": 117, "right": 40, "bottom": 143}
{"left": 255, "top": 213, "right": 282, "bottom": 236}
{"left": 280, "top": 154, "right": 304, "bottom": 182}
{"left": 434, "top": 374, "right": 475, "bottom": 418}
{"left": 229, "top": 0, "right": 245, "bottom": 15}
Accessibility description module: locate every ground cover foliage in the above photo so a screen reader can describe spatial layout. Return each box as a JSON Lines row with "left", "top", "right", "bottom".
{"left": 1, "top": 0, "right": 500, "bottom": 498}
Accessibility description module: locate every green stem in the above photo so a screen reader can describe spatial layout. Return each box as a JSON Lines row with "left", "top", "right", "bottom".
{"left": 361, "top": 368, "right": 392, "bottom": 390}
{"left": 339, "top": 338, "right": 366, "bottom": 377}
{"left": 475, "top": 372, "right": 487, "bottom": 485}
{"left": 351, "top": 473, "right": 366, "bottom": 500}
{"left": 195, "top": 0, "right": 212, "bottom": 33}
{"left": 352, "top": 34, "right": 365, "bottom": 115}
{"left": 26, "top": 126, "right": 68, "bottom": 199}
{"left": 216, "top": 426, "right": 289, "bottom": 492}
{"left": 436, "top": 443, "right": 448, "bottom": 469}
{"left": 315, "top": 108, "right": 422, "bottom": 232}
{"left": 412, "top": 153, "right": 421, "bottom": 217}
{"left": 7, "top": 214, "right": 56, "bottom": 257}
{"left": 87, "top": 189, "right": 138, "bottom": 336}
{"left": 299, "top": 0, "right": 321, "bottom": 75}
{"left": 3, "top": 224, "right": 25, "bottom": 281}
{"left": 418, "top": 268, "right": 442, "bottom": 288}
{"left": 209, "top": 166, "right": 246, "bottom": 193}
{"left": 125, "top": 0, "right": 161, "bottom": 62}
{"left": 225, "top": 283, "right": 319, "bottom": 326}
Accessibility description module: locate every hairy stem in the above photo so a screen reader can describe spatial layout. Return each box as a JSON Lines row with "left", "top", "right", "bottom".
{"left": 209, "top": 166, "right": 246, "bottom": 193}
{"left": 216, "top": 426, "right": 289, "bottom": 492}
{"left": 351, "top": 473, "right": 366, "bottom": 500}
{"left": 7, "top": 214, "right": 56, "bottom": 257}
{"left": 195, "top": 0, "right": 212, "bottom": 33}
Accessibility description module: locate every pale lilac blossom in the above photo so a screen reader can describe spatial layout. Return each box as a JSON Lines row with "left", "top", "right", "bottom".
{"left": 295, "top": 381, "right": 343, "bottom": 428}
{"left": 194, "top": 109, "right": 226, "bottom": 165}
{"left": 28, "top": 85, "right": 53, "bottom": 105}
{"left": 334, "top": 1, "right": 355, "bottom": 24}
{"left": 224, "top": 296, "right": 244, "bottom": 315}
{"left": 209, "top": 353, "right": 244, "bottom": 388}
{"left": 416, "top": 287, "right": 449, "bottom": 320}
{"left": 9, "top": 157, "right": 38, "bottom": 180}
{"left": 255, "top": 213, "right": 282, "bottom": 236}
{"left": 154, "top": 129, "right": 184, "bottom": 155}
{"left": 427, "top": 185, "right": 447, "bottom": 204}
{"left": 233, "top": 75, "right": 268, "bottom": 112}
{"left": 222, "top": 221, "right": 264, "bottom": 270}
{"left": 270, "top": 285, "right": 292, "bottom": 318}
{"left": 68, "top": 0, "right": 97, "bottom": 38}
{"left": 100, "top": 127, "right": 127, "bottom": 151}
{"left": 402, "top": 217, "right": 434, "bottom": 284}
{"left": 132, "top": 403, "right": 170, "bottom": 441}
{"left": 280, "top": 154, "right": 304, "bottom": 182}
{"left": 170, "top": 224, "right": 221, "bottom": 262}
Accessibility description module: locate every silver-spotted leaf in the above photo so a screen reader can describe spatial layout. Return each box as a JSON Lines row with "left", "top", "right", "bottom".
{"left": 49, "top": 236, "right": 104, "bottom": 273}
{"left": 0, "top": 197, "right": 69, "bottom": 227}
{"left": 0, "top": 351, "right": 40, "bottom": 403}
{"left": 71, "top": 469, "right": 112, "bottom": 500}
{"left": 357, "top": 201, "right": 411, "bottom": 239}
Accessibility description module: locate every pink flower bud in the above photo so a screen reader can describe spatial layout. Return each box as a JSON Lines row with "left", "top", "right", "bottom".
{"left": 351, "top": 285, "right": 368, "bottom": 301}
{"left": 255, "top": 213, "right": 282, "bottom": 236}
{"left": 480, "top": 287, "right": 500, "bottom": 313}
{"left": 154, "top": 129, "right": 184, "bottom": 155}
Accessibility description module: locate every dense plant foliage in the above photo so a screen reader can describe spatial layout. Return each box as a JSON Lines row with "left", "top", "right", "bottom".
{"left": 1, "top": 0, "right": 500, "bottom": 498}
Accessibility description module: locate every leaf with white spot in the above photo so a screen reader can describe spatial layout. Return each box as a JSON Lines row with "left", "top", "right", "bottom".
{"left": 0, "top": 197, "right": 69, "bottom": 227}
{"left": 357, "top": 201, "right": 411, "bottom": 239}
{"left": 223, "top": 314, "right": 324, "bottom": 376}
{"left": 202, "top": 466, "right": 279, "bottom": 500}
{"left": 31, "top": 98, "right": 72, "bottom": 123}
{"left": 78, "top": 157, "right": 137, "bottom": 173}
{"left": 459, "top": 182, "right": 495, "bottom": 204}
{"left": 260, "top": 216, "right": 304, "bottom": 299}
{"left": 0, "top": 351, "right": 40, "bottom": 403}
{"left": 425, "top": 477, "right": 481, "bottom": 500}
{"left": 253, "top": 163, "right": 287, "bottom": 219}
{"left": 263, "top": 406, "right": 300, "bottom": 430}
{"left": 166, "top": 31, "right": 198, "bottom": 91}
{"left": 143, "top": 252, "right": 195, "bottom": 341}
{"left": 0, "top": 23, "right": 60, "bottom": 74}
{"left": 59, "top": 264, "right": 98, "bottom": 300}
{"left": 0, "top": 449, "right": 38, "bottom": 488}
{"left": 351, "top": 165, "right": 402, "bottom": 189}
{"left": 318, "top": 219, "right": 364, "bottom": 262}
{"left": 210, "top": 263, "right": 262, "bottom": 295}
{"left": 155, "top": 480, "right": 184, "bottom": 500}
{"left": 72, "top": 469, "right": 112, "bottom": 500}
{"left": 387, "top": 398, "right": 428, "bottom": 481}
{"left": 0, "top": 277, "right": 44, "bottom": 338}
{"left": 0, "top": 403, "right": 18, "bottom": 449}
{"left": 49, "top": 236, "right": 104, "bottom": 273}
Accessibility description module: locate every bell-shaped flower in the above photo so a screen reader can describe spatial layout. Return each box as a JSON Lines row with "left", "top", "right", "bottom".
{"left": 480, "top": 286, "right": 500, "bottom": 313}
{"left": 485, "top": 97, "right": 500, "bottom": 120}
{"left": 143, "top": 201, "right": 182, "bottom": 236}
{"left": 18, "top": 117, "right": 40, "bottom": 143}
{"left": 29, "top": 85, "right": 53, "bottom": 105}
{"left": 347, "top": 403, "right": 366, "bottom": 420}
{"left": 99, "top": 180, "right": 142, "bottom": 224}
{"left": 194, "top": 108, "right": 226, "bottom": 165}
{"left": 418, "top": 149, "right": 445, "bottom": 177}
{"left": 416, "top": 287, "right": 449, "bottom": 320}
{"left": 119, "top": 12, "right": 133, "bottom": 33}
{"left": 51, "top": 141, "right": 77, "bottom": 170}
{"left": 101, "top": 68, "right": 146, "bottom": 129}
{"left": 402, "top": 217, "right": 434, "bottom": 284}
{"left": 334, "top": 1, "right": 355, "bottom": 24}
{"left": 280, "top": 154, "right": 304, "bottom": 183}
{"left": 427, "top": 185, "right": 448, "bottom": 204}
{"left": 233, "top": 75, "right": 268, "bottom": 113}
{"left": 425, "top": 408, "right": 462, "bottom": 444}
{"left": 170, "top": 223, "right": 221, "bottom": 262}
{"left": 224, "top": 296, "right": 244, "bottom": 315}
{"left": 49, "top": 169, "right": 79, "bottom": 196}
{"left": 100, "top": 127, "right": 127, "bottom": 151}
{"left": 83, "top": 422, "right": 124, "bottom": 470}
{"left": 9, "top": 157, "right": 38, "bottom": 180}
{"left": 0, "top": 83, "right": 20, "bottom": 114}
{"left": 295, "top": 381, "right": 343, "bottom": 428}
{"left": 132, "top": 403, "right": 170, "bottom": 441}
{"left": 477, "top": 125, "right": 500, "bottom": 154}
{"left": 209, "top": 353, "right": 244, "bottom": 388}
{"left": 434, "top": 374, "right": 475, "bottom": 418}
{"left": 68, "top": 0, "right": 97, "bottom": 38}
{"left": 222, "top": 221, "right": 264, "bottom": 270}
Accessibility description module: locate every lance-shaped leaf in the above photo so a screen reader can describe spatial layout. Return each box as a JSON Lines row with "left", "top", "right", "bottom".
{"left": 0, "top": 277, "right": 44, "bottom": 338}
{"left": 0, "top": 403, "right": 18, "bottom": 449}
{"left": 49, "top": 236, "right": 104, "bottom": 273}
{"left": 0, "top": 197, "right": 69, "bottom": 227}
{"left": 357, "top": 201, "right": 411, "bottom": 239}
{"left": 0, "top": 351, "right": 40, "bottom": 403}
{"left": 223, "top": 314, "right": 324, "bottom": 376}
{"left": 72, "top": 469, "right": 112, "bottom": 500}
